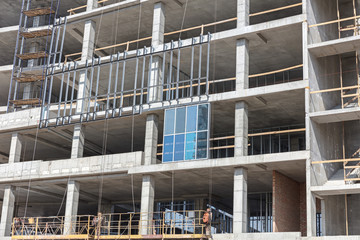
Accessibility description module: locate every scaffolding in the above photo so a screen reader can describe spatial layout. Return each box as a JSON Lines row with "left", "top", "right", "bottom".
{"left": 11, "top": 211, "right": 208, "bottom": 240}
{"left": 7, "top": 0, "right": 67, "bottom": 112}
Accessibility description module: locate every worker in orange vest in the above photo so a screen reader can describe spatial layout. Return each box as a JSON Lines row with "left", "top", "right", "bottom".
{"left": 202, "top": 208, "right": 212, "bottom": 236}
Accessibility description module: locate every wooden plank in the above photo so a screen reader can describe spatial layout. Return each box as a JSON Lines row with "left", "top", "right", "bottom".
{"left": 343, "top": 96, "right": 358, "bottom": 108}
{"left": 249, "top": 3, "right": 302, "bottom": 17}
{"left": 209, "top": 136, "right": 235, "bottom": 141}
{"left": 312, "top": 158, "right": 360, "bottom": 164}
{"left": 310, "top": 85, "right": 359, "bottom": 94}
{"left": 342, "top": 93, "right": 359, "bottom": 98}
{"left": 23, "top": 8, "right": 55, "bottom": 17}
{"left": 17, "top": 52, "right": 48, "bottom": 60}
{"left": 344, "top": 177, "right": 360, "bottom": 181}
{"left": 248, "top": 128, "right": 306, "bottom": 137}
{"left": 309, "top": 15, "right": 360, "bottom": 28}
{"left": 67, "top": 0, "right": 110, "bottom": 15}
{"left": 9, "top": 98, "right": 42, "bottom": 106}
{"left": 209, "top": 145, "right": 235, "bottom": 150}
{"left": 14, "top": 75, "right": 45, "bottom": 83}
{"left": 249, "top": 64, "right": 303, "bottom": 78}
{"left": 344, "top": 165, "right": 360, "bottom": 169}
{"left": 20, "top": 29, "right": 52, "bottom": 39}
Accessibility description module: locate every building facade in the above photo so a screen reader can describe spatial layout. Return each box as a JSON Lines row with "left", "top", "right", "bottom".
{"left": 0, "top": 0, "right": 358, "bottom": 239}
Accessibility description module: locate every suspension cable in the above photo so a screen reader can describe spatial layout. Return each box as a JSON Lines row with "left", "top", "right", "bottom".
{"left": 129, "top": 1, "right": 143, "bottom": 214}
{"left": 178, "top": 0, "right": 189, "bottom": 40}
{"left": 97, "top": 118, "right": 109, "bottom": 213}
{"left": 23, "top": 125, "right": 40, "bottom": 217}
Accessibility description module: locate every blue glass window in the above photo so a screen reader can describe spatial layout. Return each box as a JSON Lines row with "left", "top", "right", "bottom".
{"left": 197, "top": 131, "right": 208, "bottom": 159}
{"left": 164, "top": 109, "right": 175, "bottom": 135}
{"left": 198, "top": 104, "right": 208, "bottom": 131}
{"left": 186, "top": 106, "right": 197, "bottom": 132}
{"left": 175, "top": 107, "right": 186, "bottom": 133}
{"left": 163, "top": 104, "right": 209, "bottom": 162}
{"left": 185, "top": 133, "right": 196, "bottom": 160}
{"left": 174, "top": 134, "right": 185, "bottom": 161}
{"left": 163, "top": 136, "right": 174, "bottom": 162}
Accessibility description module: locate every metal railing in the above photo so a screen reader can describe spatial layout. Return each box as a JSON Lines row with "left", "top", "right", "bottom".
{"left": 12, "top": 211, "right": 208, "bottom": 239}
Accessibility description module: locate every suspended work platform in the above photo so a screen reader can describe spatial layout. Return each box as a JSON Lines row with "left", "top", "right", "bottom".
{"left": 23, "top": 8, "right": 55, "bottom": 17}
{"left": 11, "top": 211, "right": 209, "bottom": 240}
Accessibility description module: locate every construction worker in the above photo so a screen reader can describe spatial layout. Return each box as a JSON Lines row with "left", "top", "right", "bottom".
{"left": 202, "top": 208, "right": 212, "bottom": 237}
{"left": 92, "top": 212, "right": 103, "bottom": 237}
{"left": 13, "top": 218, "right": 22, "bottom": 235}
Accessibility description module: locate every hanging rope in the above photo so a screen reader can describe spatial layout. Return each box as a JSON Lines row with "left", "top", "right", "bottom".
{"left": 23, "top": 125, "right": 40, "bottom": 217}
{"left": 56, "top": 175, "right": 70, "bottom": 216}
{"left": 97, "top": 119, "right": 109, "bottom": 213}
{"left": 171, "top": 171, "right": 174, "bottom": 210}
{"left": 208, "top": 168, "right": 213, "bottom": 208}
{"left": 14, "top": 139, "right": 27, "bottom": 217}
{"left": 178, "top": 0, "right": 189, "bottom": 39}
{"left": 111, "top": 3, "right": 121, "bottom": 55}
{"left": 128, "top": 1, "right": 143, "bottom": 214}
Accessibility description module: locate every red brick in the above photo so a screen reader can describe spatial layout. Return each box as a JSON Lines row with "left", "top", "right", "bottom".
{"left": 273, "top": 171, "right": 306, "bottom": 235}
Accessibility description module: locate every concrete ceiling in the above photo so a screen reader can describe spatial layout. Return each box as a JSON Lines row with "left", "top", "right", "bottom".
{"left": 0, "top": 158, "right": 305, "bottom": 216}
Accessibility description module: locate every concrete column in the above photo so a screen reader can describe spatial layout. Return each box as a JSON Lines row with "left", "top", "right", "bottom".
{"left": 306, "top": 191, "right": 317, "bottom": 236}
{"left": 321, "top": 199, "right": 326, "bottom": 236}
{"left": 9, "top": 133, "right": 22, "bottom": 163}
{"left": 71, "top": 0, "right": 98, "bottom": 159}
{"left": 233, "top": 168, "right": 247, "bottom": 233}
{"left": 86, "top": 0, "right": 98, "bottom": 11}
{"left": 64, "top": 180, "right": 80, "bottom": 234}
{"left": 149, "top": 2, "right": 165, "bottom": 102}
{"left": 236, "top": 39, "right": 249, "bottom": 91}
{"left": 80, "top": 20, "right": 96, "bottom": 62}
{"left": 71, "top": 124, "right": 85, "bottom": 159}
{"left": 152, "top": 2, "right": 165, "bottom": 46}
{"left": 0, "top": 186, "right": 15, "bottom": 237}
{"left": 237, "top": 0, "right": 250, "bottom": 28}
{"left": 144, "top": 114, "right": 159, "bottom": 165}
{"left": 235, "top": 101, "right": 248, "bottom": 157}
{"left": 140, "top": 175, "right": 155, "bottom": 235}
{"left": 76, "top": 20, "right": 96, "bottom": 114}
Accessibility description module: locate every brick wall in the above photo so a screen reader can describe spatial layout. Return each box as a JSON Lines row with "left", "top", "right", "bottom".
{"left": 299, "top": 182, "right": 307, "bottom": 236}
{"left": 273, "top": 171, "right": 305, "bottom": 233}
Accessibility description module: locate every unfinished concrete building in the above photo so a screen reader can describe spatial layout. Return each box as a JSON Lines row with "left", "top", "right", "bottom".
{"left": 0, "top": 0, "right": 358, "bottom": 239}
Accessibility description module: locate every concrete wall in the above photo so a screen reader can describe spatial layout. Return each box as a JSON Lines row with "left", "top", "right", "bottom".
{"left": 0, "top": 108, "right": 40, "bottom": 133}
{"left": 309, "top": 55, "right": 340, "bottom": 112}
{"left": 310, "top": 121, "right": 343, "bottom": 186}
{"left": 272, "top": 171, "right": 300, "bottom": 233}
{"left": 348, "top": 194, "right": 360, "bottom": 235}
{"left": 324, "top": 195, "right": 346, "bottom": 236}
{"left": 344, "top": 120, "right": 360, "bottom": 159}
{"left": 308, "top": 0, "right": 339, "bottom": 44}
{"left": 0, "top": 152, "right": 143, "bottom": 183}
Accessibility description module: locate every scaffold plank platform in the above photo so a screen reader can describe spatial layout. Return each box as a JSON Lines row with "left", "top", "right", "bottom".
{"left": 14, "top": 75, "right": 45, "bottom": 82}
{"left": 17, "top": 51, "right": 48, "bottom": 60}
{"left": 23, "top": 8, "right": 55, "bottom": 17}
{"left": 20, "top": 29, "right": 52, "bottom": 39}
